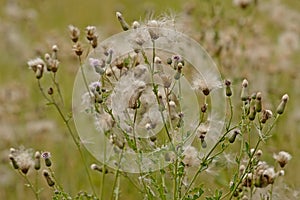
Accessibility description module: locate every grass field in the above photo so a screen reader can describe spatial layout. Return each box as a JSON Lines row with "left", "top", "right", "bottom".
{"left": 0, "top": 0, "right": 299, "bottom": 199}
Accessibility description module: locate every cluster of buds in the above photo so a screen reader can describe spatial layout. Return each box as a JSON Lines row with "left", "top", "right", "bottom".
{"left": 27, "top": 57, "right": 46, "bottom": 79}
{"left": 44, "top": 45, "right": 60, "bottom": 73}
{"left": 9, "top": 147, "right": 56, "bottom": 188}
{"left": 168, "top": 55, "right": 185, "bottom": 81}
{"left": 69, "top": 24, "right": 99, "bottom": 56}
{"left": 27, "top": 45, "right": 60, "bottom": 79}
{"left": 239, "top": 79, "right": 289, "bottom": 123}
{"left": 197, "top": 123, "right": 209, "bottom": 148}
{"left": 85, "top": 26, "right": 98, "bottom": 48}
{"left": 234, "top": 149, "right": 291, "bottom": 198}
{"left": 9, "top": 147, "right": 34, "bottom": 175}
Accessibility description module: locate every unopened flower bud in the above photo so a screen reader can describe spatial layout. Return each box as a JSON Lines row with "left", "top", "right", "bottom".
{"left": 9, "top": 154, "right": 19, "bottom": 169}
{"left": 52, "top": 44, "right": 58, "bottom": 53}
{"left": 174, "top": 70, "right": 181, "bottom": 80}
{"left": 41, "top": 152, "right": 52, "bottom": 167}
{"left": 132, "top": 21, "right": 140, "bottom": 29}
{"left": 150, "top": 135, "right": 157, "bottom": 142}
{"left": 106, "top": 49, "right": 113, "bottom": 64}
{"left": 167, "top": 57, "right": 172, "bottom": 65}
{"left": 43, "top": 170, "right": 55, "bottom": 187}
{"left": 276, "top": 94, "right": 289, "bottom": 115}
{"left": 116, "top": 12, "right": 130, "bottom": 31}
{"left": 248, "top": 106, "right": 256, "bottom": 121}
{"left": 229, "top": 129, "right": 240, "bottom": 143}
{"left": 34, "top": 151, "right": 41, "bottom": 170}
{"left": 241, "top": 79, "right": 249, "bottom": 101}
{"left": 35, "top": 64, "right": 44, "bottom": 79}
{"left": 201, "top": 139, "right": 207, "bottom": 148}
{"left": 225, "top": 79, "right": 232, "bottom": 97}
{"left": 255, "top": 92, "right": 262, "bottom": 112}
{"left": 147, "top": 20, "right": 159, "bottom": 40}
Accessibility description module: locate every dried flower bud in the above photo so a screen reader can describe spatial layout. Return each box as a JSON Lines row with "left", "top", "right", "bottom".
{"left": 9, "top": 147, "right": 34, "bottom": 174}
{"left": 261, "top": 109, "right": 272, "bottom": 124}
{"left": 68, "top": 25, "right": 80, "bottom": 43}
{"left": 91, "top": 35, "right": 98, "bottom": 48}
{"left": 273, "top": 151, "right": 292, "bottom": 168}
{"left": 225, "top": 79, "right": 232, "bottom": 97}
{"left": 241, "top": 79, "right": 249, "bottom": 101}
{"left": 255, "top": 149, "right": 263, "bottom": 159}
{"left": 91, "top": 164, "right": 108, "bottom": 173}
{"left": 147, "top": 20, "right": 159, "bottom": 40}
{"left": 116, "top": 12, "right": 130, "bottom": 31}
{"left": 201, "top": 103, "right": 208, "bottom": 113}
{"left": 161, "top": 74, "right": 172, "bottom": 88}
{"left": 73, "top": 43, "right": 83, "bottom": 56}
{"left": 85, "top": 26, "right": 97, "bottom": 41}
{"left": 276, "top": 94, "right": 289, "bottom": 115}
{"left": 154, "top": 56, "right": 162, "bottom": 64}
{"left": 239, "top": 165, "right": 245, "bottom": 175}
{"left": 278, "top": 170, "right": 285, "bottom": 176}
{"left": 48, "top": 87, "right": 54, "bottom": 95}
{"left": 34, "top": 151, "right": 41, "bottom": 170}
{"left": 233, "top": 0, "right": 252, "bottom": 9}
{"left": 43, "top": 170, "right": 55, "bottom": 187}
{"left": 202, "top": 87, "right": 210, "bottom": 96}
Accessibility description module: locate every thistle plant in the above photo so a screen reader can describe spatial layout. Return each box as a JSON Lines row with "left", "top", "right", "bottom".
{"left": 9, "top": 10, "right": 294, "bottom": 200}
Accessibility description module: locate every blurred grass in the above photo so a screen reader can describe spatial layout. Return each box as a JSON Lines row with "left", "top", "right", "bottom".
{"left": 0, "top": 0, "right": 299, "bottom": 199}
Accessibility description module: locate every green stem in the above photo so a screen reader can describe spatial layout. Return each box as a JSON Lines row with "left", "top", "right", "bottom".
{"left": 37, "top": 80, "right": 96, "bottom": 196}
{"left": 181, "top": 127, "right": 233, "bottom": 200}
{"left": 78, "top": 56, "right": 92, "bottom": 99}
{"left": 173, "top": 158, "right": 178, "bottom": 200}
{"left": 20, "top": 172, "right": 40, "bottom": 200}
{"left": 51, "top": 73, "right": 64, "bottom": 105}
{"left": 101, "top": 141, "right": 107, "bottom": 200}
{"left": 226, "top": 97, "right": 233, "bottom": 131}
{"left": 111, "top": 150, "right": 124, "bottom": 200}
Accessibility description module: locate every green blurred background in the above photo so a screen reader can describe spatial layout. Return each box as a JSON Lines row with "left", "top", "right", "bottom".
{"left": 0, "top": 0, "right": 299, "bottom": 199}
